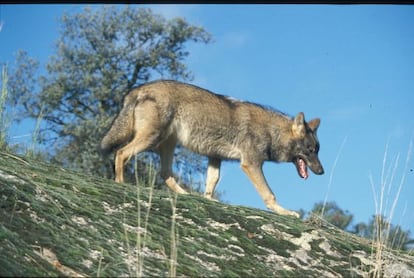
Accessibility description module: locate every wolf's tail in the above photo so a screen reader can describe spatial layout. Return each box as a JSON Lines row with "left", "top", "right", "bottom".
{"left": 99, "top": 102, "right": 135, "bottom": 156}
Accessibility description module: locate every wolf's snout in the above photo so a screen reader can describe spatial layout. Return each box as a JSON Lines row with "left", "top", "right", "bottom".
{"left": 313, "top": 165, "right": 324, "bottom": 175}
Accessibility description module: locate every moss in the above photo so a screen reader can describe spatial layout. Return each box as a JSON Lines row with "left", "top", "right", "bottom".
{"left": 0, "top": 226, "right": 63, "bottom": 276}
{"left": 0, "top": 152, "right": 413, "bottom": 277}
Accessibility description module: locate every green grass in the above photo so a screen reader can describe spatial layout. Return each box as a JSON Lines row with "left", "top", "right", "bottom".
{"left": 1, "top": 152, "right": 413, "bottom": 276}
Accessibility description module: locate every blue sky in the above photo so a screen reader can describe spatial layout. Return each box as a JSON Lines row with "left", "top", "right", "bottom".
{"left": 1, "top": 4, "right": 413, "bottom": 233}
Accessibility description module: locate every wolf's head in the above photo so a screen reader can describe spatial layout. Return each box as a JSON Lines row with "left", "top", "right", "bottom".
{"left": 289, "top": 112, "right": 324, "bottom": 179}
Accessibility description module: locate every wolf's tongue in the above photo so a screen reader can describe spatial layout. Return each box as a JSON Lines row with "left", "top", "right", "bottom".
{"left": 296, "top": 158, "right": 309, "bottom": 179}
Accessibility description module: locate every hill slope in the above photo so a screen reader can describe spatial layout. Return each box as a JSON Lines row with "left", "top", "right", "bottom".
{"left": 0, "top": 152, "right": 413, "bottom": 277}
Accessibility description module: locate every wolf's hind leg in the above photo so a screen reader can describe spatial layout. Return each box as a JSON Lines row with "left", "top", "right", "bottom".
{"left": 158, "top": 137, "right": 188, "bottom": 194}
{"left": 205, "top": 157, "right": 221, "bottom": 200}
{"left": 115, "top": 131, "right": 159, "bottom": 183}
{"left": 240, "top": 162, "right": 300, "bottom": 218}
{"left": 115, "top": 102, "right": 164, "bottom": 183}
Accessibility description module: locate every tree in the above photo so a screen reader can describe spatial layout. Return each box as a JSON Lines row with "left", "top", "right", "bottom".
{"left": 353, "top": 215, "right": 414, "bottom": 251}
{"left": 7, "top": 6, "right": 212, "bottom": 185}
{"left": 309, "top": 201, "right": 353, "bottom": 230}
{"left": 308, "top": 201, "right": 413, "bottom": 251}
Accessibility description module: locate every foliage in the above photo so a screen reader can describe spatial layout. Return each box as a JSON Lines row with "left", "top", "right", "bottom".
{"left": 309, "top": 201, "right": 353, "bottom": 230}
{"left": 308, "top": 201, "right": 413, "bottom": 251}
{"left": 353, "top": 215, "right": 414, "bottom": 251}
{"left": 6, "top": 6, "right": 212, "bottom": 185}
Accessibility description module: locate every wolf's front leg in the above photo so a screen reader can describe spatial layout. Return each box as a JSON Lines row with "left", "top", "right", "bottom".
{"left": 240, "top": 162, "right": 300, "bottom": 218}
{"left": 204, "top": 157, "right": 221, "bottom": 200}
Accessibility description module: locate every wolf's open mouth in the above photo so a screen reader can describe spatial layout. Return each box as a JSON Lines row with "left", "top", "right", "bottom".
{"left": 294, "top": 157, "right": 309, "bottom": 179}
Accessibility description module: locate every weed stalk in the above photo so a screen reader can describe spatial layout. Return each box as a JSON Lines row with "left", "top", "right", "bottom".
{"left": 369, "top": 139, "right": 412, "bottom": 277}
{"left": 0, "top": 64, "right": 9, "bottom": 149}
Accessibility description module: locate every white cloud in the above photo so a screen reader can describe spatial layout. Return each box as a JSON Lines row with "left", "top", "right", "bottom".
{"left": 146, "top": 4, "right": 197, "bottom": 20}
{"left": 221, "top": 31, "right": 249, "bottom": 48}
{"left": 327, "top": 105, "right": 367, "bottom": 122}
{"left": 390, "top": 123, "right": 408, "bottom": 140}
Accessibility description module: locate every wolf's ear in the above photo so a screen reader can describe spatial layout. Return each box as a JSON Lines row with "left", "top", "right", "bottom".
{"left": 308, "top": 118, "right": 321, "bottom": 133}
{"left": 292, "top": 112, "right": 306, "bottom": 137}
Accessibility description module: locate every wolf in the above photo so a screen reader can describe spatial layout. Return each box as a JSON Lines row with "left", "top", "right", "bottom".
{"left": 100, "top": 80, "right": 324, "bottom": 218}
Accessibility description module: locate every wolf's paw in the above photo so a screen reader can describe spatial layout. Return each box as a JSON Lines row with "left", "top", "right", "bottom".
{"left": 286, "top": 210, "right": 300, "bottom": 218}
{"left": 268, "top": 204, "right": 300, "bottom": 218}
{"left": 276, "top": 209, "right": 300, "bottom": 218}
{"left": 204, "top": 194, "right": 219, "bottom": 202}
{"left": 176, "top": 187, "right": 189, "bottom": 194}
{"left": 164, "top": 176, "right": 188, "bottom": 194}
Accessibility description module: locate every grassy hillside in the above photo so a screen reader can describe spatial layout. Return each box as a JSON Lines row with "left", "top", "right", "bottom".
{"left": 0, "top": 151, "right": 413, "bottom": 277}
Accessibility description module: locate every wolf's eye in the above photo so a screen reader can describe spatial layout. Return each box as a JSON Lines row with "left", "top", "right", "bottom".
{"left": 308, "top": 146, "right": 316, "bottom": 153}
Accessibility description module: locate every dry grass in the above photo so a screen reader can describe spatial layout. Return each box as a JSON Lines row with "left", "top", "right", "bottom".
{"left": 0, "top": 64, "right": 9, "bottom": 149}
{"left": 321, "top": 136, "right": 348, "bottom": 217}
{"left": 369, "top": 139, "right": 412, "bottom": 277}
{"left": 121, "top": 156, "right": 179, "bottom": 277}
{"left": 168, "top": 191, "right": 179, "bottom": 277}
